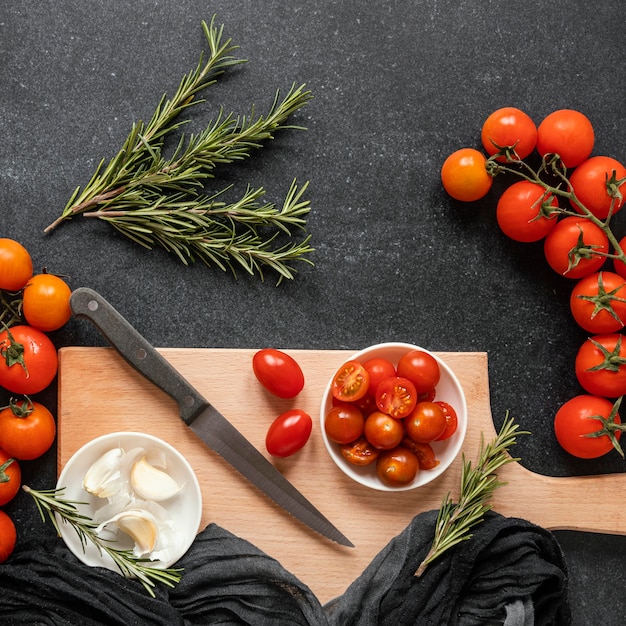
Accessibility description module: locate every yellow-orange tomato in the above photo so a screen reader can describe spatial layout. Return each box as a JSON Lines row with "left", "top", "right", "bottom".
{"left": 441, "top": 148, "right": 493, "bottom": 202}
{"left": 23, "top": 273, "right": 72, "bottom": 331}
{"left": 0, "top": 238, "right": 33, "bottom": 292}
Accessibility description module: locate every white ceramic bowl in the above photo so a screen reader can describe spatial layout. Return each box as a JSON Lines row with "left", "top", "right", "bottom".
{"left": 320, "top": 342, "right": 467, "bottom": 491}
{"left": 56, "top": 431, "right": 202, "bottom": 571}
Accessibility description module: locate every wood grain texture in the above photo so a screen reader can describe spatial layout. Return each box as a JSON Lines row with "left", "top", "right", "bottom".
{"left": 57, "top": 347, "right": 626, "bottom": 604}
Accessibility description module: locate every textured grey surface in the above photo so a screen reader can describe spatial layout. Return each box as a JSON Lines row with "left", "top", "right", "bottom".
{"left": 2, "top": 2, "right": 626, "bottom": 622}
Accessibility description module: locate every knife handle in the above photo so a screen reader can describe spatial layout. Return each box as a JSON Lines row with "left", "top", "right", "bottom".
{"left": 70, "top": 287, "right": 203, "bottom": 425}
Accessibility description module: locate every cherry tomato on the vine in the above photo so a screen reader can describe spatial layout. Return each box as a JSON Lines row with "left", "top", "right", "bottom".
{"left": 569, "top": 156, "right": 626, "bottom": 220}
{"left": 331, "top": 360, "right": 370, "bottom": 402}
{"left": 441, "top": 148, "right": 493, "bottom": 202}
{"left": 0, "top": 510, "right": 16, "bottom": 564}
{"left": 0, "top": 238, "right": 32, "bottom": 292}
{"left": 376, "top": 447, "right": 419, "bottom": 487}
{"left": 536, "top": 109, "right": 595, "bottom": 168}
{"left": 0, "top": 398, "right": 56, "bottom": 460}
{"left": 363, "top": 411, "right": 405, "bottom": 450}
{"left": 543, "top": 216, "right": 609, "bottom": 279}
{"left": 481, "top": 107, "right": 537, "bottom": 161}
{"left": 570, "top": 272, "right": 626, "bottom": 334}
{"left": 434, "top": 401, "right": 459, "bottom": 441}
{"left": 265, "top": 409, "right": 312, "bottom": 458}
{"left": 22, "top": 273, "right": 72, "bottom": 332}
{"left": 397, "top": 350, "right": 440, "bottom": 394}
{"left": 324, "top": 404, "right": 364, "bottom": 444}
{"left": 339, "top": 437, "right": 380, "bottom": 466}
{"left": 496, "top": 181, "right": 559, "bottom": 242}
{"left": 405, "top": 401, "right": 447, "bottom": 443}
{"left": 0, "top": 325, "right": 58, "bottom": 395}
{"left": 252, "top": 348, "right": 305, "bottom": 399}
{"left": 375, "top": 376, "right": 417, "bottom": 419}
{"left": 554, "top": 395, "right": 622, "bottom": 459}
{"left": 575, "top": 334, "right": 626, "bottom": 398}
{"left": 0, "top": 449, "right": 21, "bottom": 506}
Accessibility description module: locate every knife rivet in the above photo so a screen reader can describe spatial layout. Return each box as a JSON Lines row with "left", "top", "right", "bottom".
{"left": 183, "top": 396, "right": 195, "bottom": 408}
{"left": 87, "top": 299, "right": 99, "bottom": 312}
{"left": 136, "top": 348, "right": 147, "bottom": 360}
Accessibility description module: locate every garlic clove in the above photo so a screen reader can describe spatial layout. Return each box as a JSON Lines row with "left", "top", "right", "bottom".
{"left": 130, "top": 456, "right": 181, "bottom": 501}
{"left": 98, "top": 509, "right": 159, "bottom": 556}
{"left": 82, "top": 447, "right": 125, "bottom": 498}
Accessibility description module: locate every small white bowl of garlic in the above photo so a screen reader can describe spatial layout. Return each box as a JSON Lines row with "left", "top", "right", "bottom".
{"left": 56, "top": 432, "right": 202, "bottom": 572}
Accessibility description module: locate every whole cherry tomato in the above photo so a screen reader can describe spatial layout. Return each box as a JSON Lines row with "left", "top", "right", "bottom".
{"left": 0, "top": 449, "right": 21, "bottom": 506}
{"left": 22, "top": 273, "right": 72, "bottom": 332}
{"left": 265, "top": 409, "right": 312, "bottom": 458}
{"left": 441, "top": 148, "right": 493, "bottom": 202}
{"left": 252, "top": 348, "right": 304, "bottom": 399}
{"left": 536, "top": 109, "right": 595, "bottom": 168}
{"left": 339, "top": 437, "right": 380, "bottom": 466}
{"left": 376, "top": 447, "right": 419, "bottom": 486}
{"left": 434, "top": 401, "right": 459, "bottom": 441}
{"left": 363, "top": 411, "right": 405, "bottom": 450}
{"left": 331, "top": 360, "right": 370, "bottom": 402}
{"left": 554, "top": 395, "right": 622, "bottom": 459}
{"left": 569, "top": 156, "right": 626, "bottom": 220}
{"left": 481, "top": 107, "right": 537, "bottom": 161}
{"left": 570, "top": 272, "right": 626, "bottom": 334}
{"left": 363, "top": 357, "right": 396, "bottom": 397}
{"left": 575, "top": 334, "right": 626, "bottom": 398}
{"left": 0, "top": 510, "right": 16, "bottom": 564}
{"left": 0, "top": 325, "right": 58, "bottom": 395}
{"left": 0, "top": 238, "right": 32, "bottom": 292}
{"left": 397, "top": 350, "right": 440, "bottom": 393}
{"left": 405, "top": 401, "right": 447, "bottom": 443}
{"left": 0, "top": 398, "right": 56, "bottom": 460}
{"left": 324, "top": 404, "right": 364, "bottom": 444}
{"left": 543, "top": 216, "right": 609, "bottom": 279}
{"left": 496, "top": 181, "right": 559, "bottom": 242}
{"left": 375, "top": 376, "right": 417, "bottom": 419}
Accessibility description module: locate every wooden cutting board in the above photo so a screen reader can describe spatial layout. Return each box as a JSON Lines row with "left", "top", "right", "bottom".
{"left": 57, "top": 347, "right": 626, "bottom": 604}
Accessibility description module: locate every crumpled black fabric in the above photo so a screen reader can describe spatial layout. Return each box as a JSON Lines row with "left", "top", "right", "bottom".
{"left": 0, "top": 511, "right": 570, "bottom": 625}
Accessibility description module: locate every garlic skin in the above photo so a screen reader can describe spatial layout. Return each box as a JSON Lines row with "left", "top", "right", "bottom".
{"left": 130, "top": 456, "right": 182, "bottom": 501}
{"left": 82, "top": 447, "right": 124, "bottom": 498}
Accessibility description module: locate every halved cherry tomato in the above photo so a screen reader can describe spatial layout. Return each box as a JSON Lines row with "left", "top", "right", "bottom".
{"left": 481, "top": 107, "right": 537, "bottom": 162}
{"left": 0, "top": 510, "right": 16, "bottom": 564}
{"left": 331, "top": 360, "right": 370, "bottom": 402}
{"left": 376, "top": 447, "right": 419, "bottom": 486}
{"left": 536, "top": 109, "right": 594, "bottom": 168}
{"left": 570, "top": 272, "right": 626, "bottom": 334}
{"left": 265, "top": 409, "right": 312, "bottom": 458}
{"left": 375, "top": 376, "right": 417, "bottom": 419}
{"left": 0, "top": 238, "right": 32, "bottom": 292}
{"left": 339, "top": 437, "right": 380, "bottom": 466}
{"left": 397, "top": 350, "right": 440, "bottom": 394}
{"left": 434, "top": 401, "right": 459, "bottom": 440}
{"left": 441, "top": 148, "right": 493, "bottom": 202}
{"left": 363, "top": 411, "right": 405, "bottom": 450}
{"left": 405, "top": 401, "right": 447, "bottom": 443}
{"left": 324, "top": 404, "right": 364, "bottom": 444}
{"left": 22, "top": 273, "right": 72, "bottom": 332}
{"left": 252, "top": 348, "right": 305, "bottom": 399}
{"left": 0, "top": 449, "right": 21, "bottom": 506}
{"left": 402, "top": 438, "right": 440, "bottom": 469}
{"left": 575, "top": 334, "right": 626, "bottom": 398}
{"left": 0, "top": 398, "right": 56, "bottom": 460}
{"left": 363, "top": 357, "right": 396, "bottom": 397}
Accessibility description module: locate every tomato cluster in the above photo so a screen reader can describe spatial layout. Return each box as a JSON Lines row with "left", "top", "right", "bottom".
{"left": 0, "top": 238, "right": 72, "bottom": 563}
{"left": 324, "top": 350, "right": 459, "bottom": 487}
{"left": 442, "top": 108, "right": 626, "bottom": 460}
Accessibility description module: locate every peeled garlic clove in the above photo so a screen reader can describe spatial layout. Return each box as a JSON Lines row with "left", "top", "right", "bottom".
{"left": 130, "top": 456, "right": 181, "bottom": 501}
{"left": 98, "top": 509, "right": 159, "bottom": 556}
{"left": 83, "top": 447, "right": 124, "bottom": 498}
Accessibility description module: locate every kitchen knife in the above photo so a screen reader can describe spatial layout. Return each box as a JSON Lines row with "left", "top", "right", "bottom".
{"left": 69, "top": 287, "right": 353, "bottom": 548}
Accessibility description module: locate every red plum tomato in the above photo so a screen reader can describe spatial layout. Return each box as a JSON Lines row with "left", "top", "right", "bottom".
{"left": 536, "top": 109, "right": 595, "bottom": 168}
{"left": 575, "top": 334, "right": 626, "bottom": 398}
{"left": 543, "top": 217, "right": 609, "bottom": 279}
{"left": 324, "top": 404, "right": 364, "bottom": 444}
{"left": 554, "top": 395, "right": 621, "bottom": 459}
{"left": 569, "top": 156, "right": 626, "bottom": 220}
{"left": 570, "top": 272, "right": 626, "bottom": 334}
{"left": 397, "top": 350, "right": 440, "bottom": 393}
{"left": 496, "top": 181, "right": 559, "bottom": 242}
{"left": 252, "top": 348, "right": 304, "bottom": 399}
{"left": 22, "top": 273, "right": 72, "bottom": 332}
{"left": 376, "top": 447, "right": 419, "bottom": 486}
{"left": 363, "top": 411, "right": 405, "bottom": 450}
{"left": 375, "top": 376, "right": 417, "bottom": 419}
{"left": 363, "top": 357, "right": 396, "bottom": 397}
{"left": 0, "top": 511, "right": 16, "bottom": 564}
{"left": 481, "top": 107, "right": 537, "bottom": 161}
{"left": 331, "top": 360, "right": 370, "bottom": 402}
{"left": 265, "top": 409, "right": 312, "bottom": 458}
{"left": 441, "top": 148, "right": 492, "bottom": 202}
{"left": 0, "top": 238, "right": 32, "bottom": 292}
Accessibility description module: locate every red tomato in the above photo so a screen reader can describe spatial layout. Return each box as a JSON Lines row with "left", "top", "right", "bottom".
{"left": 536, "top": 109, "right": 595, "bottom": 168}
{"left": 0, "top": 510, "right": 16, "bottom": 564}
{"left": 252, "top": 348, "right": 304, "bottom": 399}
{"left": 554, "top": 395, "right": 622, "bottom": 458}
{"left": 375, "top": 376, "right": 417, "bottom": 419}
{"left": 0, "top": 399, "right": 56, "bottom": 460}
{"left": 0, "top": 449, "right": 21, "bottom": 506}
{"left": 402, "top": 438, "right": 440, "bottom": 469}
{"left": 614, "top": 235, "right": 626, "bottom": 279}
{"left": 331, "top": 360, "right": 370, "bottom": 402}
{"left": 496, "top": 181, "right": 559, "bottom": 242}
{"left": 481, "top": 107, "right": 537, "bottom": 161}
{"left": 397, "top": 350, "right": 440, "bottom": 393}
{"left": 339, "top": 437, "right": 380, "bottom": 466}
{"left": 570, "top": 272, "right": 626, "bottom": 333}
{"left": 22, "top": 273, "right": 72, "bottom": 332}
{"left": 543, "top": 216, "right": 609, "bottom": 279}
{"left": 324, "top": 404, "right": 364, "bottom": 444}
{"left": 441, "top": 148, "right": 493, "bottom": 202}
{"left": 569, "top": 156, "right": 626, "bottom": 220}
{"left": 405, "top": 401, "right": 447, "bottom": 443}
{"left": 575, "top": 334, "right": 626, "bottom": 398}
{"left": 434, "top": 401, "right": 459, "bottom": 441}
{"left": 0, "top": 238, "right": 32, "bottom": 292}
{"left": 363, "top": 357, "right": 396, "bottom": 397}
{"left": 265, "top": 409, "right": 312, "bottom": 458}
{"left": 0, "top": 325, "right": 58, "bottom": 395}
{"left": 376, "top": 447, "right": 419, "bottom": 486}
{"left": 363, "top": 411, "right": 405, "bottom": 450}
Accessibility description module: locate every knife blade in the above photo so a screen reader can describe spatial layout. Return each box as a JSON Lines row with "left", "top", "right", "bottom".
{"left": 69, "top": 287, "right": 353, "bottom": 548}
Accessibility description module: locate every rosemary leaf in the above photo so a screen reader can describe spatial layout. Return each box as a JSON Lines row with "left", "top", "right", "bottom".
{"left": 415, "top": 413, "right": 529, "bottom": 577}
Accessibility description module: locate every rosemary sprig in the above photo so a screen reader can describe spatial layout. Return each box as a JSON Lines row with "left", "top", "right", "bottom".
{"left": 44, "top": 17, "right": 314, "bottom": 282}
{"left": 23, "top": 485, "right": 182, "bottom": 598}
{"left": 415, "top": 414, "right": 528, "bottom": 577}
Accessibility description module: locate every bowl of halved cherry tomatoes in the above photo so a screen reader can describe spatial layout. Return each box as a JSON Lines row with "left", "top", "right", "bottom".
{"left": 320, "top": 342, "right": 467, "bottom": 491}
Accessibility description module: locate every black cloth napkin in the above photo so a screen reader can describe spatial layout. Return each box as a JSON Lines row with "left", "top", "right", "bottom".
{"left": 0, "top": 510, "right": 570, "bottom": 625}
